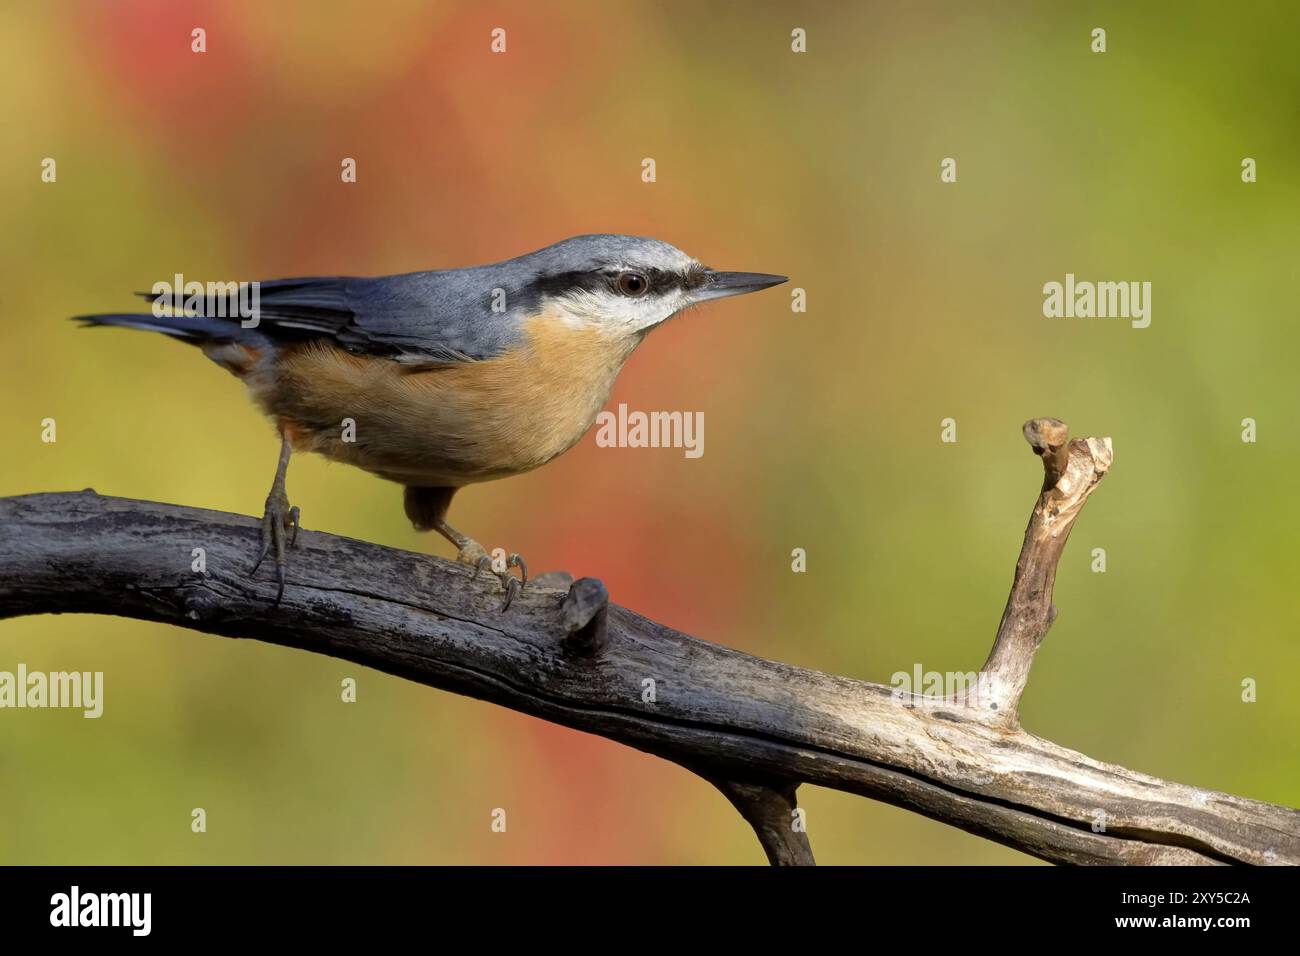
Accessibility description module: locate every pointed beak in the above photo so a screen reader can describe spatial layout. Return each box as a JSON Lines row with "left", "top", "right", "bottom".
{"left": 693, "top": 270, "right": 788, "bottom": 303}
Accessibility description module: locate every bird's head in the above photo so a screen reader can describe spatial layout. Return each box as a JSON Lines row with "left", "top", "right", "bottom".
{"left": 517, "top": 234, "right": 786, "bottom": 337}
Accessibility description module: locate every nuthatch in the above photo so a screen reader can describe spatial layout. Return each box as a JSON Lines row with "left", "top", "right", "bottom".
{"left": 79, "top": 235, "right": 786, "bottom": 608}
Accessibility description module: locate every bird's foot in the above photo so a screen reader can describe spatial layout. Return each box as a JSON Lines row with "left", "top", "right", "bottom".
{"left": 249, "top": 487, "right": 300, "bottom": 606}
{"left": 457, "top": 541, "right": 528, "bottom": 611}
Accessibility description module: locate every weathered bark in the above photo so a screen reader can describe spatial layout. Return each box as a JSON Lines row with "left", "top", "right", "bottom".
{"left": 981, "top": 419, "right": 1114, "bottom": 725}
{"left": 0, "top": 419, "right": 1295, "bottom": 866}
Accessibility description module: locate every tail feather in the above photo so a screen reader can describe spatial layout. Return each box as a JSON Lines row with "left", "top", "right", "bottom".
{"left": 73, "top": 312, "right": 250, "bottom": 343}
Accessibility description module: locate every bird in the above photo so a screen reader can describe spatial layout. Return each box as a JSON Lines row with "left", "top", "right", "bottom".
{"left": 77, "top": 234, "right": 786, "bottom": 609}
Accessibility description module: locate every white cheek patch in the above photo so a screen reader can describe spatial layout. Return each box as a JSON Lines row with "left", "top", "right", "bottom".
{"left": 550, "top": 289, "right": 684, "bottom": 333}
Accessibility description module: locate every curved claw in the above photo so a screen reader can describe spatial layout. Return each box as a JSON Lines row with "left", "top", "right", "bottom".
{"left": 499, "top": 574, "right": 521, "bottom": 612}
{"left": 249, "top": 540, "right": 270, "bottom": 576}
{"left": 473, "top": 555, "right": 494, "bottom": 579}
{"left": 508, "top": 553, "right": 528, "bottom": 587}
{"left": 289, "top": 506, "right": 301, "bottom": 548}
{"left": 249, "top": 511, "right": 274, "bottom": 576}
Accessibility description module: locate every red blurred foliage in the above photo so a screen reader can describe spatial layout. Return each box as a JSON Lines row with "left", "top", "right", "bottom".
{"left": 76, "top": 1, "right": 260, "bottom": 155}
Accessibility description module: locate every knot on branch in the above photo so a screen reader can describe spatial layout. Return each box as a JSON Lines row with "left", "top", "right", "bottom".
{"left": 182, "top": 588, "right": 226, "bottom": 624}
{"left": 1024, "top": 416, "right": 1071, "bottom": 486}
{"left": 561, "top": 577, "right": 608, "bottom": 656}
{"left": 1023, "top": 419, "right": 1112, "bottom": 529}
{"left": 1024, "top": 417, "right": 1113, "bottom": 498}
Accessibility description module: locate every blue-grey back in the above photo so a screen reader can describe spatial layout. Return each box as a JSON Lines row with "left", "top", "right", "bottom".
{"left": 253, "top": 234, "right": 689, "bottom": 364}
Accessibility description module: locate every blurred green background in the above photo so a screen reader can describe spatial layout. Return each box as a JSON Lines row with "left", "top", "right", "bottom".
{"left": 2, "top": 0, "right": 1297, "bottom": 864}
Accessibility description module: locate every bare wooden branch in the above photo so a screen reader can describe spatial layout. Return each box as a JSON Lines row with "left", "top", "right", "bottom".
{"left": 981, "top": 419, "right": 1114, "bottom": 726}
{"left": 708, "top": 779, "right": 814, "bottom": 866}
{"left": 0, "top": 419, "right": 1295, "bottom": 866}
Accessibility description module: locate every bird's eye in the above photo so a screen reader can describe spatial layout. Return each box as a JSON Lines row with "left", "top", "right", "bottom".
{"left": 617, "top": 272, "right": 649, "bottom": 297}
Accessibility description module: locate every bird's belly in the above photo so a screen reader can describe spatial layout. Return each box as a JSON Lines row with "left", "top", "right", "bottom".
{"left": 252, "top": 328, "right": 631, "bottom": 487}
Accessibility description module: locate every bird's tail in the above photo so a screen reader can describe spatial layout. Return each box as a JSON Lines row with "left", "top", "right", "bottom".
{"left": 72, "top": 311, "right": 249, "bottom": 344}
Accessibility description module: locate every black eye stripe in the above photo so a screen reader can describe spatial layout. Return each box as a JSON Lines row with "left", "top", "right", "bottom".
{"left": 530, "top": 266, "right": 703, "bottom": 301}
{"left": 614, "top": 267, "right": 698, "bottom": 294}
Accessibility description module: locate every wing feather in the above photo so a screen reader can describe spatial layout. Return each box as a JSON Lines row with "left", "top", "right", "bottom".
{"left": 134, "top": 271, "right": 522, "bottom": 365}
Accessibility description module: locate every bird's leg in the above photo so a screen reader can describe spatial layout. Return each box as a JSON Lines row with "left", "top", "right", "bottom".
{"left": 249, "top": 432, "right": 301, "bottom": 605}
{"left": 403, "top": 486, "right": 527, "bottom": 611}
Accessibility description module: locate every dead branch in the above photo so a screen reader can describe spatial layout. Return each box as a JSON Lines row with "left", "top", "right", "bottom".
{"left": 0, "top": 418, "right": 1295, "bottom": 865}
